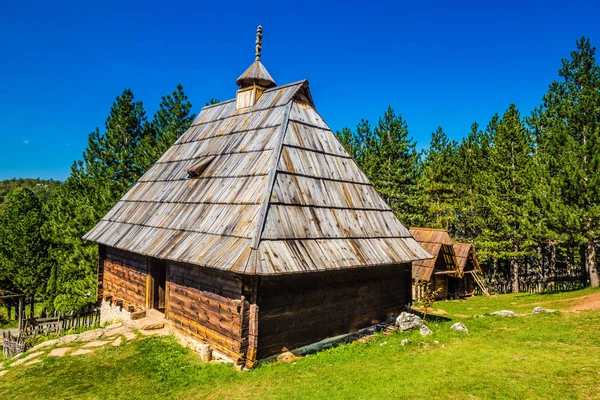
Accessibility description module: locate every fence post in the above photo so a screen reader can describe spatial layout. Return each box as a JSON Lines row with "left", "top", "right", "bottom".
{"left": 17, "top": 295, "right": 24, "bottom": 332}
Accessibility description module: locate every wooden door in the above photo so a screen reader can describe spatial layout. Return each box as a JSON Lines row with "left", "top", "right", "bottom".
{"left": 151, "top": 259, "right": 166, "bottom": 312}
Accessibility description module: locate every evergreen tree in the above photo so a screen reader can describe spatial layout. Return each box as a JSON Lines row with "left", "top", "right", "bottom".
{"left": 370, "top": 106, "right": 423, "bottom": 227}
{"left": 147, "top": 84, "right": 196, "bottom": 162}
{"left": 421, "top": 127, "right": 458, "bottom": 230}
{"left": 42, "top": 88, "right": 152, "bottom": 310}
{"left": 532, "top": 37, "right": 600, "bottom": 286}
{"left": 354, "top": 119, "right": 378, "bottom": 178}
{"left": 335, "top": 127, "right": 357, "bottom": 158}
{"left": 454, "top": 122, "right": 493, "bottom": 242}
{"left": 82, "top": 89, "right": 150, "bottom": 199}
{"left": 477, "top": 105, "right": 534, "bottom": 292}
{"left": 0, "top": 188, "right": 49, "bottom": 315}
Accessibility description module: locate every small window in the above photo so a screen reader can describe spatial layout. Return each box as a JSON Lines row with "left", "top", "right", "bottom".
{"left": 187, "top": 156, "right": 215, "bottom": 178}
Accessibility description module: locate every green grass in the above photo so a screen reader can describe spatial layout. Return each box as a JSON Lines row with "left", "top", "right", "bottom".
{"left": 427, "top": 286, "right": 600, "bottom": 316}
{"left": 1, "top": 288, "right": 600, "bottom": 399}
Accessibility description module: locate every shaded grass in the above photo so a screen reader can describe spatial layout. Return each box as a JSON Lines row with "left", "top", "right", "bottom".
{"left": 1, "top": 288, "right": 600, "bottom": 399}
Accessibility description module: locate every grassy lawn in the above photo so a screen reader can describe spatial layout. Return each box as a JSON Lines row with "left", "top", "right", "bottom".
{"left": 1, "top": 288, "right": 599, "bottom": 399}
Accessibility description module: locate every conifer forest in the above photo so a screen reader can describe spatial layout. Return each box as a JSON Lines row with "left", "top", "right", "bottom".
{"left": 0, "top": 37, "right": 599, "bottom": 313}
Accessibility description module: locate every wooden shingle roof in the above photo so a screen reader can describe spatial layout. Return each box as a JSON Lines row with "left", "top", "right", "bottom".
{"left": 409, "top": 228, "right": 458, "bottom": 281}
{"left": 84, "top": 80, "right": 432, "bottom": 275}
{"left": 453, "top": 243, "right": 482, "bottom": 274}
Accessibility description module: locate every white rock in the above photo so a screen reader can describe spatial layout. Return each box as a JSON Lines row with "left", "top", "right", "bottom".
{"left": 395, "top": 312, "right": 423, "bottom": 331}
{"left": 491, "top": 310, "right": 518, "bottom": 317}
{"left": 532, "top": 306, "right": 555, "bottom": 314}
{"left": 400, "top": 339, "right": 410, "bottom": 346}
{"left": 450, "top": 322, "right": 469, "bottom": 333}
{"left": 420, "top": 325, "right": 433, "bottom": 336}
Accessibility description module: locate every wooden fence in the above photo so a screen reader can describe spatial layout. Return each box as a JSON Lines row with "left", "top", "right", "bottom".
{"left": 2, "top": 331, "right": 25, "bottom": 357}
{"left": 477, "top": 275, "right": 588, "bottom": 295}
{"left": 21, "top": 307, "right": 100, "bottom": 337}
{"left": 1, "top": 307, "right": 100, "bottom": 357}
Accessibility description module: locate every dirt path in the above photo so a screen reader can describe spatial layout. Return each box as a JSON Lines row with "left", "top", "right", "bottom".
{"left": 563, "top": 292, "right": 600, "bottom": 312}
{"left": 524, "top": 292, "right": 600, "bottom": 312}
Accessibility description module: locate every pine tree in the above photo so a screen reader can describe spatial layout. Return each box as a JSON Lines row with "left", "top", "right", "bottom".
{"left": 454, "top": 122, "right": 493, "bottom": 242}
{"left": 42, "top": 173, "right": 105, "bottom": 311}
{"left": 42, "top": 88, "right": 153, "bottom": 310}
{"left": 146, "top": 84, "right": 196, "bottom": 163}
{"left": 533, "top": 37, "right": 600, "bottom": 287}
{"left": 335, "top": 127, "right": 357, "bottom": 158}
{"left": 370, "top": 106, "right": 423, "bottom": 227}
{"left": 82, "top": 89, "right": 150, "bottom": 199}
{"left": 354, "top": 119, "right": 377, "bottom": 178}
{"left": 0, "top": 188, "right": 49, "bottom": 315}
{"left": 477, "top": 105, "right": 534, "bottom": 292}
{"left": 421, "top": 126, "right": 458, "bottom": 230}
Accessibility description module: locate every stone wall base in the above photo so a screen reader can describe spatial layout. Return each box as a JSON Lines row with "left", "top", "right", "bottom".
{"left": 100, "top": 299, "right": 132, "bottom": 326}
{"left": 170, "top": 328, "right": 234, "bottom": 364}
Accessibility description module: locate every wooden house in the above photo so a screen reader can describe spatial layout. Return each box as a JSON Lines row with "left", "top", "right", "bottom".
{"left": 453, "top": 243, "right": 483, "bottom": 296}
{"left": 84, "top": 27, "right": 432, "bottom": 368}
{"left": 409, "top": 228, "right": 459, "bottom": 300}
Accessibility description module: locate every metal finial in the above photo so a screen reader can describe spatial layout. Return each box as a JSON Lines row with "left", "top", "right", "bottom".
{"left": 255, "top": 25, "right": 263, "bottom": 62}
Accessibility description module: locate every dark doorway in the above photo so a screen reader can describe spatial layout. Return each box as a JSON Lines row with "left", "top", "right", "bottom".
{"left": 150, "top": 259, "right": 166, "bottom": 312}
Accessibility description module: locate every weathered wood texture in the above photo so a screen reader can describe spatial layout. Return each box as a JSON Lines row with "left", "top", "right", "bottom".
{"left": 255, "top": 264, "right": 411, "bottom": 359}
{"left": 166, "top": 262, "right": 248, "bottom": 362}
{"left": 410, "top": 228, "right": 459, "bottom": 281}
{"left": 84, "top": 80, "right": 430, "bottom": 275}
{"left": 102, "top": 247, "right": 148, "bottom": 310}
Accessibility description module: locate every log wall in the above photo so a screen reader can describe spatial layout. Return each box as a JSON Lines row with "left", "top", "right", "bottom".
{"left": 255, "top": 264, "right": 412, "bottom": 359}
{"left": 102, "top": 246, "right": 148, "bottom": 310}
{"left": 166, "top": 262, "right": 247, "bottom": 363}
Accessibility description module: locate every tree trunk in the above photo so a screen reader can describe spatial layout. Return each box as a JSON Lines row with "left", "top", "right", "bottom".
{"left": 587, "top": 240, "right": 599, "bottom": 287}
{"left": 548, "top": 241, "right": 557, "bottom": 278}
{"left": 29, "top": 296, "right": 35, "bottom": 318}
{"left": 511, "top": 256, "right": 520, "bottom": 293}
{"left": 579, "top": 244, "right": 587, "bottom": 277}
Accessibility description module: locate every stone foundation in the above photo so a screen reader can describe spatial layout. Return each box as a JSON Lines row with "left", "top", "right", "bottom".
{"left": 100, "top": 299, "right": 132, "bottom": 326}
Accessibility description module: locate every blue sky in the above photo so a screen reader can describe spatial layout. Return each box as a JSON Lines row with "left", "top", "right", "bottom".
{"left": 1, "top": 0, "right": 599, "bottom": 180}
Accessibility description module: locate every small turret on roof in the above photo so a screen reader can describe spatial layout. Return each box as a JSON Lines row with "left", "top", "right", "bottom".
{"left": 236, "top": 26, "right": 277, "bottom": 89}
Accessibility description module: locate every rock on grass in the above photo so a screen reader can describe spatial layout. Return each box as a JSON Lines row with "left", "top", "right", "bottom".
{"left": 491, "top": 310, "right": 518, "bottom": 317}
{"left": 532, "top": 306, "right": 555, "bottom": 314}
{"left": 420, "top": 325, "right": 433, "bottom": 336}
{"left": 395, "top": 312, "right": 423, "bottom": 331}
{"left": 451, "top": 322, "right": 469, "bottom": 333}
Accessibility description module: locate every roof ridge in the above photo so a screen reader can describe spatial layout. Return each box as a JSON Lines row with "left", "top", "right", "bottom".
{"left": 200, "top": 80, "right": 308, "bottom": 111}
{"left": 249, "top": 100, "right": 294, "bottom": 253}
{"left": 410, "top": 227, "right": 448, "bottom": 232}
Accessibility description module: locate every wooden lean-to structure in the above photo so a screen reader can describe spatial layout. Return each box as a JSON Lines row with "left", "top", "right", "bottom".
{"left": 410, "top": 227, "right": 486, "bottom": 299}
{"left": 84, "top": 26, "right": 432, "bottom": 368}
{"left": 453, "top": 243, "right": 485, "bottom": 296}
{"left": 409, "top": 227, "right": 459, "bottom": 300}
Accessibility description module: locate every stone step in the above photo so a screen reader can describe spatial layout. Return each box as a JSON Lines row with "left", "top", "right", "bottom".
{"left": 130, "top": 310, "right": 146, "bottom": 320}
{"left": 139, "top": 321, "right": 165, "bottom": 331}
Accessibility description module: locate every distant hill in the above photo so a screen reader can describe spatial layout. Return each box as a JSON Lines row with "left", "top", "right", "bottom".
{"left": 0, "top": 178, "right": 62, "bottom": 206}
